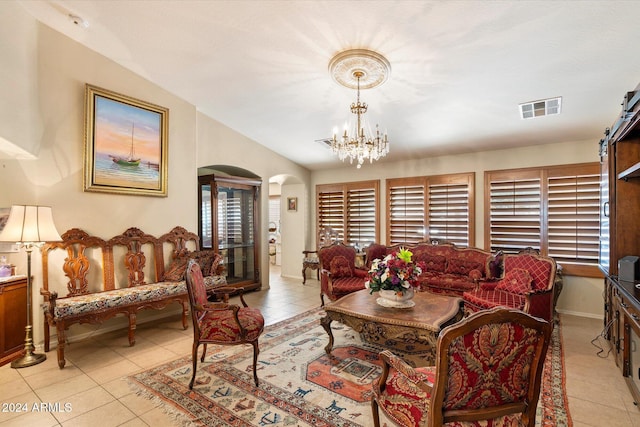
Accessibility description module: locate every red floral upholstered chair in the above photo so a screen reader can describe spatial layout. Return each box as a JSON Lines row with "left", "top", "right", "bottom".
{"left": 319, "top": 242, "right": 367, "bottom": 306}
{"left": 184, "top": 260, "right": 264, "bottom": 388}
{"left": 462, "top": 253, "right": 557, "bottom": 322}
{"left": 372, "top": 307, "right": 552, "bottom": 427}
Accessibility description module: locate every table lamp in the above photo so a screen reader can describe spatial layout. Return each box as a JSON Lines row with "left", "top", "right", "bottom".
{"left": 0, "top": 205, "right": 62, "bottom": 368}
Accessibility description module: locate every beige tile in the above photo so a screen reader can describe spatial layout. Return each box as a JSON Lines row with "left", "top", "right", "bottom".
{"left": 0, "top": 377, "right": 32, "bottom": 400}
{"left": 51, "top": 385, "right": 116, "bottom": 423}
{"left": 21, "top": 364, "right": 84, "bottom": 394}
{"left": 124, "top": 346, "right": 180, "bottom": 369}
{"left": 569, "top": 395, "right": 634, "bottom": 426}
{"left": 84, "top": 359, "right": 141, "bottom": 384}
{"left": 34, "top": 373, "right": 98, "bottom": 402}
{"left": 102, "top": 376, "right": 137, "bottom": 399}
{"left": 118, "top": 392, "right": 162, "bottom": 416}
{"left": 0, "top": 408, "right": 59, "bottom": 427}
{"left": 0, "top": 390, "right": 42, "bottom": 423}
{"left": 0, "top": 365, "right": 23, "bottom": 386}
{"left": 65, "top": 347, "right": 126, "bottom": 371}
{"left": 59, "top": 400, "right": 136, "bottom": 427}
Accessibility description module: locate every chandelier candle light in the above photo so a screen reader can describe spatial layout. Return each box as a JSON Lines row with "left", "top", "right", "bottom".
{"left": 329, "top": 49, "right": 391, "bottom": 168}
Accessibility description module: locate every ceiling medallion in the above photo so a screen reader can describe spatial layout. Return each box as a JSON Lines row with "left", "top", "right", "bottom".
{"left": 329, "top": 49, "right": 391, "bottom": 168}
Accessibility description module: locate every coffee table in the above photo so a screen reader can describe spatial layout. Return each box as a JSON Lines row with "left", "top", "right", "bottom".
{"left": 321, "top": 289, "right": 463, "bottom": 366}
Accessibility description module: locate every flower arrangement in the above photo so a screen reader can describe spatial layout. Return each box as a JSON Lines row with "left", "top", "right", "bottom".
{"left": 365, "top": 247, "right": 424, "bottom": 294}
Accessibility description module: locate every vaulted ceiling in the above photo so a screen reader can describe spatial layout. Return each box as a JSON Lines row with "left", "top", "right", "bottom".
{"left": 18, "top": 1, "right": 640, "bottom": 170}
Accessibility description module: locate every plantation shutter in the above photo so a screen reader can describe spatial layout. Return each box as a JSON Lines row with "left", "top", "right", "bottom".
{"left": 427, "top": 176, "right": 473, "bottom": 247}
{"left": 487, "top": 171, "right": 542, "bottom": 253}
{"left": 485, "top": 163, "right": 601, "bottom": 277}
{"left": 347, "top": 186, "right": 377, "bottom": 246}
{"left": 317, "top": 180, "right": 379, "bottom": 245}
{"left": 387, "top": 173, "right": 474, "bottom": 246}
{"left": 547, "top": 165, "right": 600, "bottom": 272}
{"left": 317, "top": 186, "right": 345, "bottom": 240}
{"left": 387, "top": 178, "right": 426, "bottom": 245}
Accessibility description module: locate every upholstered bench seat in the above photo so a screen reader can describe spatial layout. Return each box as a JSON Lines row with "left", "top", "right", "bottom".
{"left": 45, "top": 276, "right": 226, "bottom": 320}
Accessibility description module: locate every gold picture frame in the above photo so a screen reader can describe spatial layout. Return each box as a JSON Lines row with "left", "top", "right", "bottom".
{"left": 84, "top": 84, "right": 169, "bottom": 196}
{"left": 287, "top": 197, "right": 297, "bottom": 211}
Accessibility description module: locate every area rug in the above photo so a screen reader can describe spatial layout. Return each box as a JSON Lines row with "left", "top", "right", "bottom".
{"left": 128, "top": 309, "right": 572, "bottom": 426}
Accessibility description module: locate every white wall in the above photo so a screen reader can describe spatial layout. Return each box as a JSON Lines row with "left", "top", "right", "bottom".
{"left": 310, "top": 139, "right": 604, "bottom": 318}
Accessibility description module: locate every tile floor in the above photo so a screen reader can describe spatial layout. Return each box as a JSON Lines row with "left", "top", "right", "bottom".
{"left": 0, "top": 267, "right": 638, "bottom": 426}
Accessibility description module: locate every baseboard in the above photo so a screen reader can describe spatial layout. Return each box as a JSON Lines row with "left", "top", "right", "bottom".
{"left": 556, "top": 308, "right": 603, "bottom": 320}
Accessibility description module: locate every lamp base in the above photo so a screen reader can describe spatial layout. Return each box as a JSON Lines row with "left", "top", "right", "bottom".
{"left": 11, "top": 351, "right": 46, "bottom": 368}
{"left": 10, "top": 324, "right": 46, "bottom": 368}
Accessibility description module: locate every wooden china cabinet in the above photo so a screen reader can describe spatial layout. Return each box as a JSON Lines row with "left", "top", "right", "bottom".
{"left": 198, "top": 174, "right": 261, "bottom": 291}
{"left": 600, "top": 83, "right": 640, "bottom": 404}
{"left": 0, "top": 276, "right": 27, "bottom": 366}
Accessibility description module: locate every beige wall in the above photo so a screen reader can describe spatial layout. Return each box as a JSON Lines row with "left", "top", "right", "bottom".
{"left": 0, "top": 9, "right": 309, "bottom": 347}
{"left": 310, "top": 140, "right": 604, "bottom": 318}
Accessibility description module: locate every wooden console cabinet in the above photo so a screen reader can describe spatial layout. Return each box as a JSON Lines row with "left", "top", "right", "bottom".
{"left": 0, "top": 276, "right": 27, "bottom": 366}
{"left": 601, "top": 83, "right": 640, "bottom": 402}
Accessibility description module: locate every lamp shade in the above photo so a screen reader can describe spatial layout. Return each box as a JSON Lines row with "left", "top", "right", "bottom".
{"left": 0, "top": 205, "right": 62, "bottom": 243}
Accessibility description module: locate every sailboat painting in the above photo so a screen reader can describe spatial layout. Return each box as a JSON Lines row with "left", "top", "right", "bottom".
{"left": 84, "top": 85, "right": 169, "bottom": 197}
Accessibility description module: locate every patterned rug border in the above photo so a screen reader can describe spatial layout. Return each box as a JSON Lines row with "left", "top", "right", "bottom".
{"left": 128, "top": 308, "right": 571, "bottom": 426}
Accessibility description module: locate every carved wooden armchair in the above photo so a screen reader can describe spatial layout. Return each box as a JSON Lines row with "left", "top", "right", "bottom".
{"left": 463, "top": 252, "right": 557, "bottom": 322}
{"left": 318, "top": 242, "right": 367, "bottom": 306}
{"left": 302, "top": 226, "right": 339, "bottom": 284}
{"left": 372, "top": 307, "right": 552, "bottom": 427}
{"left": 184, "top": 260, "right": 265, "bottom": 388}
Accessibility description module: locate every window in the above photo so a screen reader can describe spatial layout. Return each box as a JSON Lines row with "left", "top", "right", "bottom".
{"left": 317, "top": 180, "right": 379, "bottom": 248}
{"left": 485, "top": 163, "right": 601, "bottom": 277}
{"left": 387, "top": 173, "right": 475, "bottom": 246}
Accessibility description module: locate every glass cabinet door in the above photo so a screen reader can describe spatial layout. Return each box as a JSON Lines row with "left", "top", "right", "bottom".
{"left": 198, "top": 174, "right": 261, "bottom": 290}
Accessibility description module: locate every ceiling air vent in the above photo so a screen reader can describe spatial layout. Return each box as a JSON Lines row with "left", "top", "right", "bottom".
{"left": 315, "top": 138, "right": 333, "bottom": 149}
{"left": 519, "top": 97, "right": 562, "bottom": 119}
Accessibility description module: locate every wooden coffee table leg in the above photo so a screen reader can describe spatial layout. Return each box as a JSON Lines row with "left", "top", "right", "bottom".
{"left": 320, "top": 314, "right": 334, "bottom": 353}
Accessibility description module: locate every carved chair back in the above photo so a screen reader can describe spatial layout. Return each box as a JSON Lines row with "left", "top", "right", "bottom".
{"left": 430, "top": 308, "right": 552, "bottom": 426}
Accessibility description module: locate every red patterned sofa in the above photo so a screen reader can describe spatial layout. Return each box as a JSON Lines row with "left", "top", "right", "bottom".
{"left": 364, "top": 242, "right": 500, "bottom": 297}
{"left": 319, "top": 242, "right": 368, "bottom": 306}
{"left": 364, "top": 243, "right": 557, "bottom": 322}
{"left": 463, "top": 252, "right": 557, "bottom": 322}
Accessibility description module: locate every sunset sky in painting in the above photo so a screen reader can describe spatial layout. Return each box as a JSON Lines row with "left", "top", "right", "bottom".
{"left": 94, "top": 96, "right": 162, "bottom": 162}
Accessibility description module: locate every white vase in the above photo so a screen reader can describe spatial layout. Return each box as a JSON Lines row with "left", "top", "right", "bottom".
{"left": 376, "top": 287, "right": 415, "bottom": 308}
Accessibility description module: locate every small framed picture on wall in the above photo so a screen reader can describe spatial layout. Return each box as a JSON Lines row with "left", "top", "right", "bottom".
{"left": 287, "top": 197, "right": 297, "bottom": 211}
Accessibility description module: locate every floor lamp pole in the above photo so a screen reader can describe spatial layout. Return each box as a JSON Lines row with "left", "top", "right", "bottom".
{"left": 11, "top": 245, "right": 46, "bottom": 368}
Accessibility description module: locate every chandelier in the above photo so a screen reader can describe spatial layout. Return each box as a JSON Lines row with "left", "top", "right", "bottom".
{"left": 329, "top": 49, "right": 391, "bottom": 169}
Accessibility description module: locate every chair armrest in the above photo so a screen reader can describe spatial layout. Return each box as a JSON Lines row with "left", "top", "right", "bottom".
{"left": 379, "top": 350, "right": 433, "bottom": 393}
{"left": 302, "top": 250, "right": 318, "bottom": 256}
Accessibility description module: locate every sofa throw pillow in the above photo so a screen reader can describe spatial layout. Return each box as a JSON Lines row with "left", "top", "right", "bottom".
{"left": 495, "top": 268, "right": 533, "bottom": 295}
{"left": 330, "top": 256, "right": 353, "bottom": 278}
{"left": 163, "top": 256, "right": 189, "bottom": 281}
{"left": 189, "top": 250, "right": 216, "bottom": 276}
{"left": 445, "top": 258, "right": 483, "bottom": 276}
{"left": 416, "top": 254, "right": 447, "bottom": 273}
{"left": 487, "top": 250, "right": 504, "bottom": 279}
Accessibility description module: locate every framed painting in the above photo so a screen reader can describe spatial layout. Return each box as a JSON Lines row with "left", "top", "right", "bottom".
{"left": 84, "top": 84, "right": 169, "bottom": 196}
{"left": 287, "top": 197, "right": 297, "bottom": 211}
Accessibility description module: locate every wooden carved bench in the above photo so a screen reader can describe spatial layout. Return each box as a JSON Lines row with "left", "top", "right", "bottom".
{"left": 40, "top": 226, "right": 226, "bottom": 368}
